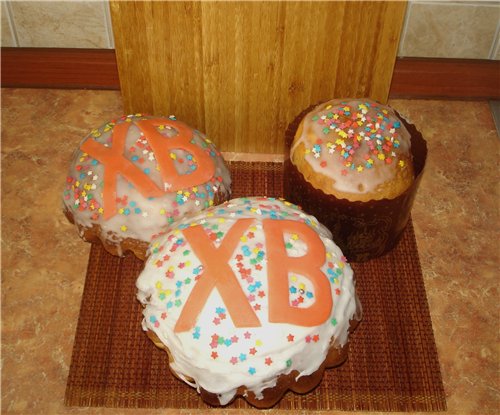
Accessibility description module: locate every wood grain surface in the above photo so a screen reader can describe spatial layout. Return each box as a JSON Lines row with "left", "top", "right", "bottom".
{"left": 110, "top": 1, "right": 407, "bottom": 153}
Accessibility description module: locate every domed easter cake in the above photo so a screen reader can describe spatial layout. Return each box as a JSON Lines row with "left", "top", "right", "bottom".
{"left": 62, "top": 114, "right": 231, "bottom": 260}
{"left": 136, "top": 197, "right": 361, "bottom": 407}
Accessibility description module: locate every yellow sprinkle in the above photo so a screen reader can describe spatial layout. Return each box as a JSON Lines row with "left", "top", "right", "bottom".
{"left": 299, "top": 283, "right": 305, "bottom": 290}
{"left": 160, "top": 208, "right": 166, "bottom": 215}
{"left": 325, "top": 104, "right": 332, "bottom": 110}
{"left": 255, "top": 339, "right": 263, "bottom": 347}
{"left": 249, "top": 226, "right": 257, "bottom": 232}
{"left": 155, "top": 281, "right": 162, "bottom": 289}
{"left": 291, "top": 275, "right": 297, "bottom": 282}
{"left": 326, "top": 252, "right": 332, "bottom": 259}
{"left": 120, "top": 225, "right": 127, "bottom": 232}
{"left": 170, "top": 152, "right": 177, "bottom": 160}
{"left": 98, "top": 208, "right": 104, "bottom": 214}
{"left": 357, "top": 165, "right": 364, "bottom": 172}
{"left": 168, "top": 266, "right": 174, "bottom": 272}
{"left": 240, "top": 236, "right": 248, "bottom": 242}
{"left": 218, "top": 218, "right": 226, "bottom": 223}
{"left": 338, "top": 130, "right": 348, "bottom": 139}
{"left": 165, "top": 289, "right": 172, "bottom": 296}
{"left": 399, "top": 160, "right": 405, "bottom": 168}
{"left": 377, "top": 153, "right": 386, "bottom": 160}
{"left": 291, "top": 234, "right": 299, "bottom": 240}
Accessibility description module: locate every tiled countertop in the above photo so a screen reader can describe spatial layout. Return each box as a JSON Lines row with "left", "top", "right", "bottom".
{"left": 1, "top": 89, "right": 498, "bottom": 414}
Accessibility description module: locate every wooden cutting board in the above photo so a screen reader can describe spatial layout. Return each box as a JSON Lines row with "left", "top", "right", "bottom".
{"left": 110, "top": 1, "right": 406, "bottom": 153}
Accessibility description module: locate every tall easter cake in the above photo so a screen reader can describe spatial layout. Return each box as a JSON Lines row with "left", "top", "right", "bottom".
{"left": 284, "top": 99, "right": 427, "bottom": 261}
{"left": 137, "top": 197, "right": 361, "bottom": 407}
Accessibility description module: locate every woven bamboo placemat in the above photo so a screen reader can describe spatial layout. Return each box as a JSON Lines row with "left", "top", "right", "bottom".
{"left": 65, "top": 161, "right": 446, "bottom": 411}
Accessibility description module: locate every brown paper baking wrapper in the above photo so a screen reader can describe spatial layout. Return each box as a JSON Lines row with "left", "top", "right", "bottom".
{"left": 284, "top": 106, "right": 428, "bottom": 262}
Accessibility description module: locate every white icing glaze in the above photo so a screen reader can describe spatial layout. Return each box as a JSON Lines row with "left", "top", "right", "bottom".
{"left": 62, "top": 114, "right": 231, "bottom": 246}
{"left": 292, "top": 99, "right": 412, "bottom": 194}
{"left": 136, "top": 197, "right": 360, "bottom": 405}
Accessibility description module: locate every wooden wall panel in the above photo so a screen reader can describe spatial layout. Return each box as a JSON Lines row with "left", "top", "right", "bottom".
{"left": 110, "top": 1, "right": 406, "bottom": 153}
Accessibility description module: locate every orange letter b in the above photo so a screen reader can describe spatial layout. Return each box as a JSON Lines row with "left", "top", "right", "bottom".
{"left": 263, "top": 220, "right": 332, "bottom": 326}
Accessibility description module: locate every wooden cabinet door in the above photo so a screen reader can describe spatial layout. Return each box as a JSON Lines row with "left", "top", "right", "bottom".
{"left": 110, "top": 1, "right": 406, "bottom": 153}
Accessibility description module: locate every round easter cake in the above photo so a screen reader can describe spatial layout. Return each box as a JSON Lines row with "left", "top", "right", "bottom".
{"left": 62, "top": 114, "right": 231, "bottom": 259}
{"left": 136, "top": 196, "right": 361, "bottom": 407}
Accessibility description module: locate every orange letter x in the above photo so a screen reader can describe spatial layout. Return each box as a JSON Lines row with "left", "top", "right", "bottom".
{"left": 174, "top": 219, "right": 261, "bottom": 332}
{"left": 81, "top": 122, "right": 164, "bottom": 219}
